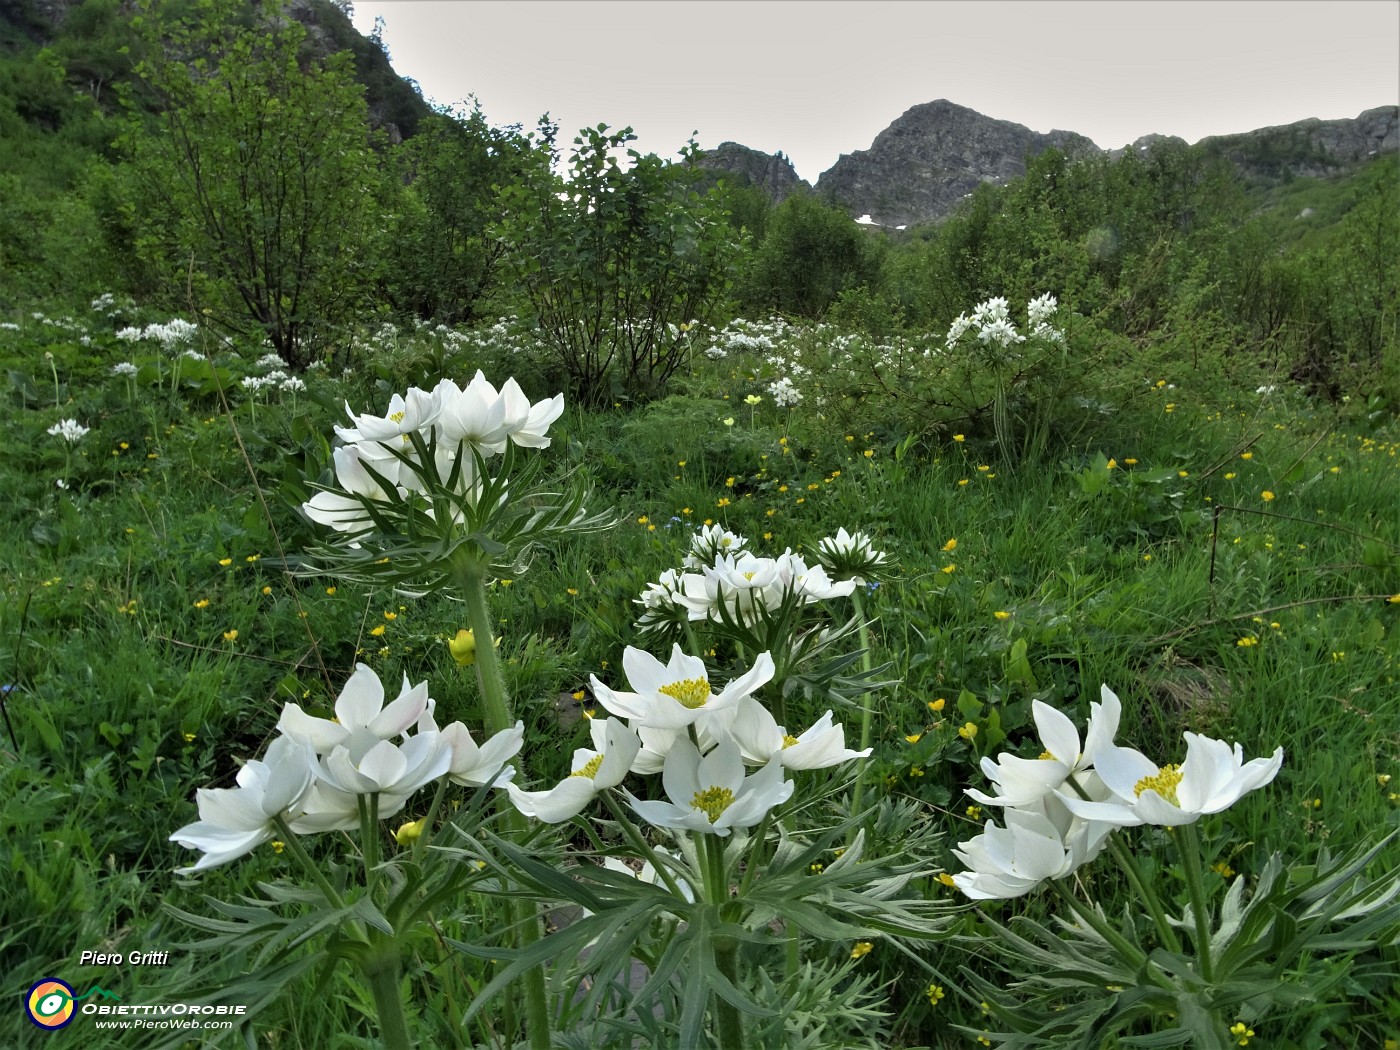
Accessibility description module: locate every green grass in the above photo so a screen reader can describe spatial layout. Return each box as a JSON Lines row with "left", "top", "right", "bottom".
{"left": 1, "top": 308, "right": 1397, "bottom": 1048}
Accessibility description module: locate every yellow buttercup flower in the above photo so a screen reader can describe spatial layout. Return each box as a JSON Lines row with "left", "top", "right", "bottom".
{"left": 394, "top": 818, "right": 426, "bottom": 845}
{"left": 850, "top": 941, "right": 873, "bottom": 960}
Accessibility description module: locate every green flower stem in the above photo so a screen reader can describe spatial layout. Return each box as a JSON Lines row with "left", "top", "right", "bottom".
{"left": 1174, "top": 823, "right": 1216, "bottom": 983}
{"left": 602, "top": 791, "right": 689, "bottom": 901}
{"left": 361, "top": 951, "right": 413, "bottom": 1050}
{"left": 1063, "top": 775, "right": 1184, "bottom": 957}
{"left": 458, "top": 560, "right": 551, "bottom": 1050}
{"left": 1047, "top": 878, "right": 1151, "bottom": 973}
{"left": 683, "top": 621, "right": 704, "bottom": 661}
{"left": 701, "top": 833, "right": 745, "bottom": 1049}
{"left": 359, "top": 793, "right": 382, "bottom": 898}
{"left": 1104, "top": 833, "right": 1183, "bottom": 954}
{"left": 847, "top": 588, "right": 876, "bottom": 842}
{"left": 411, "top": 775, "right": 452, "bottom": 861}
{"left": 272, "top": 817, "right": 351, "bottom": 914}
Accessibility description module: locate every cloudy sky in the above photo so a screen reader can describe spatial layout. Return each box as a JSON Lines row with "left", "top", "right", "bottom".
{"left": 350, "top": 1, "right": 1399, "bottom": 182}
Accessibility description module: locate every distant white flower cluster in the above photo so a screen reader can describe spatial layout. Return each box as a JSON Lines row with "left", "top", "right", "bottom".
{"left": 117, "top": 318, "right": 199, "bottom": 349}
{"left": 946, "top": 293, "right": 1063, "bottom": 354}
{"left": 47, "top": 418, "right": 91, "bottom": 443}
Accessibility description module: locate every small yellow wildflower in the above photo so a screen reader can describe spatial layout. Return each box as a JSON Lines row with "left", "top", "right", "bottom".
{"left": 926, "top": 984, "right": 945, "bottom": 1007}
{"left": 218, "top": 558, "right": 232, "bottom": 567}
{"left": 1106, "top": 458, "right": 1117, "bottom": 469}
{"left": 222, "top": 629, "right": 238, "bottom": 642}
{"left": 942, "top": 538, "right": 958, "bottom": 552}
{"left": 717, "top": 497, "right": 731, "bottom": 508}
{"left": 1237, "top": 636, "right": 1258, "bottom": 647}
{"left": 326, "top": 586, "right": 337, "bottom": 595}
{"left": 183, "top": 732, "right": 196, "bottom": 743}
{"left": 850, "top": 941, "right": 873, "bottom": 960}
{"left": 384, "top": 611, "right": 397, "bottom": 621}
{"left": 937, "top": 872, "right": 956, "bottom": 887}
{"left": 958, "top": 478, "right": 969, "bottom": 486}
{"left": 928, "top": 698, "right": 945, "bottom": 712}
{"left": 1212, "top": 861, "right": 1236, "bottom": 878}
{"left": 1225, "top": 472, "right": 1236, "bottom": 480}
{"left": 993, "top": 610, "right": 1010, "bottom": 621}
{"left": 958, "top": 722, "right": 977, "bottom": 740}
{"left": 1178, "top": 470, "right": 1189, "bottom": 478}
{"left": 1124, "top": 457, "right": 1138, "bottom": 465}
{"left": 261, "top": 585, "right": 272, "bottom": 595}
{"left": 941, "top": 564, "right": 956, "bottom": 574}
{"left": 1261, "top": 490, "right": 1275, "bottom": 502}
{"left": 194, "top": 598, "right": 210, "bottom": 609}
{"left": 1229, "top": 1021, "right": 1255, "bottom": 1046}
{"left": 567, "top": 587, "right": 579, "bottom": 596}
{"left": 271, "top": 840, "right": 285, "bottom": 854}
{"left": 905, "top": 733, "right": 922, "bottom": 744}
{"left": 965, "top": 805, "right": 982, "bottom": 820}
{"left": 370, "top": 625, "right": 386, "bottom": 637}
{"left": 953, "top": 434, "right": 965, "bottom": 442}
{"left": 394, "top": 818, "right": 425, "bottom": 846}
{"left": 1240, "top": 452, "right": 1253, "bottom": 460}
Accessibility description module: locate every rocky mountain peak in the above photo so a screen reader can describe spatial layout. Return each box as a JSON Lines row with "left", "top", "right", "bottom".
{"left": 812, "top": 99, "right": 1100, "bottom": 228}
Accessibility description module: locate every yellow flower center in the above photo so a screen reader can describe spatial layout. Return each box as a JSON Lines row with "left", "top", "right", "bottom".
{"left": 1134, "top": 764, "right": 1183, "bottom": 805}
{"left": 389, "top": 410, "right": 405, "bottom": 423}
{"left": 1038, "top": 750, "right": 1054, "bottom": 760}
{"left": 691, "top": 785, "right": 736, "bottom": 823}
{"left": 782, "top": 734, "right": 800, "bottom": 748}
{"left": 570, "top": 755, "right": 604, "bottom": 779}
{"left": 659, "top": 677, "right": 712, "bottom": 709}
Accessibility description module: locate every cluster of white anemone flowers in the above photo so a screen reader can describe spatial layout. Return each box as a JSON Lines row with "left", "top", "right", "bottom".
{"left": 952, "top": 686, "right": 1283, "bottom": 900}
{"left": 945, "top": 294, "right": 1064, "bottom": 353}
{"left": 47, "top": 418, "right": 90, "bottom": 444}
{"left": 637, "top": 524, "right": 888, "bottom": 631}
{"left": 504, "top": 645, "right": 869, "bottom": 833}
{"left": 302, "top": 373, "right": 564, "bottom": 534}
{"left": 170, "top": 664, "right": 523, "bottom": 874}
{"left": 116, "top": 318, "right": 199, "bottom": 349}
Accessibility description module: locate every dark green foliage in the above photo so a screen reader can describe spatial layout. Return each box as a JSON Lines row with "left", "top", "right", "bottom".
{"left": 495, "top": 123, "right": 741, "bottom": 405}
{"left": 119, "top": 0, "right": 381, "bottom": 366}
{"left": 379, "top": 104, "right": 540, "bottom": 324}
{"left": 742, "top": 192, "right": 884, "bottom": 318}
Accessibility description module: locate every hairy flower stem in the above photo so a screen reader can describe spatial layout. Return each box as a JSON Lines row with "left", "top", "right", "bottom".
{"left": 272, "top": 816, "right": 351, "bottom": 914}
{"left": 362, "top": 952, "right": 413, "bottom": 1050}
{"left": 701, "top": 833, "right": 745, "bottom": 1049}
{"left": 1105, "top": 834, "right": 1183, "bottom": 954}
{"left": 411, "top": 775, "right": 452, "bottom": 861}
{"left": 459, "top": 562, "right": 551, "bottom": 1050}
{"left": 602, "top": 792, "right": 689, "bottom": 900}
{"left": 847, "top": 588, "right": 876, "bottom": 840}
{"left": 1065, "top": 776, "right": 1183, "bottom": 956}
{"left": 1174, "top": 823, "right": 1216, "bottom": 983}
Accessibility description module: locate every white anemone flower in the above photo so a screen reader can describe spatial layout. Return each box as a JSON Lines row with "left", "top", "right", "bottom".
{"left": 500, "top": 377, "right": 564, "bottom": 449}
{"left": 626, "top": 736, "right": 793, "bottom": 837}
{"left": 439, "top": 719, "right": 524, "bottom": 787}
{"left": 277, "top": 664, "right": 430, "bottom": 761}
{"left": 433, "top": 374, "right": 510, "bottom": 457}
{"left": 592, "top": 645, "right": 775, "bottom": 731}
{"left": 171, "top": 736, "right": 316, "bottom": 873}
{"left": 814, "top": 527, "right": 890, "bottom": 584}
{"left": 773, "top": 550, "right": 857, "bottom": 602}
{"left": 600, "top": 851, "right": 694, "bottom": 903}
{"left": 314, "top": 732, "right": 450, "bottom": 799}
{"left": 967, "top": 686, "right": 1121, "bottom": 809}
{"left": 302, "top": 445, "right": 400, "bottom": 534}
{"left": 1059, "top": 733, "right": 1283, "bottom": 828}
{"left": 47, "top": 418, "right": 90, "bottom": 444}
{"left": 728, "top": 698, "right": 871, "bottom": 770}
{"left": 504, "top": 718, "right": 640, "bottom": 823}
{"left": 683, "top": 523, "right": 748, "bottom": 568}
{"left": 335, "top": 387, "right": 441, "bottom": 446}
{"left": 951, "top": 794, "right": 1114, "bottom": 900}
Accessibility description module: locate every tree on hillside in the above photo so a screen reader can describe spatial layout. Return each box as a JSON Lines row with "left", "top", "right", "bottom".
{"left": 495, "top": 123, "right": 740, "bottom": 405}
{"left": 121, "top": 0, "right": 379, "bottom": 366}
{"left": 743, "top": 193, "right": 882, "bottom": 318}
{"left": 380, "top": 103, "right": 539, "bottom": 325}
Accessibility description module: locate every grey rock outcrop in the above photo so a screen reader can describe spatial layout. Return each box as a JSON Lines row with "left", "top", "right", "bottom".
{"left": 690, "top": 142, "right": 810, "bottom": 203}
{"left": 812, "top": 99, "right": 1100, "bottom": 227}
{"left": 1197, "top": 106, "right": 1398, "bottom": 181}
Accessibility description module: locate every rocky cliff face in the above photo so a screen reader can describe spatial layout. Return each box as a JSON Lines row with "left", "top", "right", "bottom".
{"left": 690, "top": 141, "right": 810, "bottom": 202}
{"left": 812, "top": 99, "right": 1099, "bottom": 228}
{"left": 1197, "top": 106, "right": 1398, "bottom": 182}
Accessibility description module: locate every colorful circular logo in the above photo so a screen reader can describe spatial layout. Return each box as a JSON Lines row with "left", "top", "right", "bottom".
{"left": 26, "top": 979, "right": 76, "bottom": 1030}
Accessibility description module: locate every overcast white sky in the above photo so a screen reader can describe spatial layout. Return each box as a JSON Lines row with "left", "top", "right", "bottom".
{"left": 351, "top": 1, "right": 1400, "bottom": 183}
